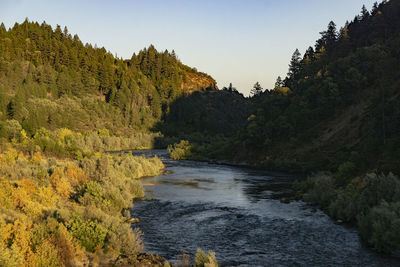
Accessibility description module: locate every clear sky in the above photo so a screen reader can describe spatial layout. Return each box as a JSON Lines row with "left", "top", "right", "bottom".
{"left": 0, "top": 0, "right": 377, "bottom": 95}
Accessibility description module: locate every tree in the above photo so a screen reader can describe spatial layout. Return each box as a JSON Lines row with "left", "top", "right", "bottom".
{"left": 275, "top": 76, "right": 283, "bottom": 87}
{"left": 339, "top": 21, "right": 350, "bottom": 40}
{"left": 371, "top": 2, "right": 379, "bottom": 15}
{"left": 250, "top": 82, "right": 263, "bottom": 97}
{"left": 302, "top": 47, "right": 315, "bottom": 64}
{"left": 0, "top": 23, "right": 5, "bottom": 34}
{"left": 317, "top": 21, "right": 338, "bottom": 52}
{"left": 287, "top": 49, "right": 301, "bottom": 79}
{"left": 228, "top": 83, "right": 238, "bottom": 92}
{"left": 361, "top": 5, "right": 370, "bottom": 19}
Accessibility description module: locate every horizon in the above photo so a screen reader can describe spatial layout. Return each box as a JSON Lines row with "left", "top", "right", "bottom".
{"left": 1, "top": 0, "right": 377, "bottom": 95}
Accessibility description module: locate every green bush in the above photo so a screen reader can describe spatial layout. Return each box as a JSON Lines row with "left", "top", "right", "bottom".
{"left": 300, "top": 172, "right": 400, "bottom": 254}
{"left": 302, "top": 173, "right": 337, "bottom": 209}
{"left": 335, "top": 161, "right": 357, "bottom": 186}
{"left": 358, "top": 173, "right": 400, "bottom": 214}
{"left": 168, "top": 140, "right": 192, "bottom": 160}
{"left": 329, "top": 178, "right": 363, "bottom": 222}
{"left": 67, "top": 216, "right": 108, "bottom": 252}
{"left": 358, "top": 201, "right": 400, "bottom": 254}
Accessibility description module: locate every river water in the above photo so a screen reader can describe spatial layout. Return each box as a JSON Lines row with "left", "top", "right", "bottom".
{"left": 130, "top": 150, "right": 399, "bottom": 266}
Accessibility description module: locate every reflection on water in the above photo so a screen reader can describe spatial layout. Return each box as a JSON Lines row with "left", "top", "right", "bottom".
{"left": 131, "top": 150, "right": 399, "bottom": 266}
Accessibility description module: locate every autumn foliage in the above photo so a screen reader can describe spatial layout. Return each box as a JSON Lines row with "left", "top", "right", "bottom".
{"left": 0, "top": 140, "right": 164, "bottom": 266}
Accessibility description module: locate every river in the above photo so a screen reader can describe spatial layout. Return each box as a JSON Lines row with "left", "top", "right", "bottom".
{"left": 130, "top": 150, "right": 399, "bottom": 266}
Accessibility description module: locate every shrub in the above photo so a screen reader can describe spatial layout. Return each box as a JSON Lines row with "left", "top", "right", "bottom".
{"left": 358, "top": 173, "right": 400, "bottom": 214}
{"left": 329, "top": 177, "right": 364, "bottom": 222}
{"left": 194, "top": 248, "right": 218, "bottom": 267}
{"left": 67, "top": 216, "right": 107, "bottom": 252}
{"left": 335, "top": 161, "right": 356, "bottom": 186}
{"left": 358, "top": 201, "right": 400, "bottom": 254}
{"left": 65, "top": 165, "right": 88, "bottom": 187}
{"left": 302, "top": 173, "right": 336, "bottom": 209}
{"left": 168, "top": 140, "right": 192, "bottom": 160}
{"left": 33, "top": 240, "right": 60, "bottom": 267}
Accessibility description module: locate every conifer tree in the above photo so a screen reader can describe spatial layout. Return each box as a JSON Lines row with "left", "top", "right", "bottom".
{"left": 287, "top": 49, "right": 301, "bottom": 80}
{"left": 361, "top": 4, "right": 370, "bottom": 19}
{"left": 250, "top": 82, "right": 263, "bottom": 97}
{"left": 275, "top": 76, "right": 283, "bottom": 87}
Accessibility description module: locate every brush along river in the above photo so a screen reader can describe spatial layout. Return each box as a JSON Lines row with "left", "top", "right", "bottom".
{"left": 130, "top": 150, "right": 399, "bottom": 266}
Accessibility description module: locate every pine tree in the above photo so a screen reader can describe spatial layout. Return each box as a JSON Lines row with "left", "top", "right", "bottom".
{"left": 302, "top": 47, "right": 315, "bottom": 64}
{"left": 0, "top": 23, "right": 6, "bottom": 34}
{"left": 372, "top": 2, "right": 379, "bottom": 15}
{"left": 361, "top": 5, "right": 370, "bottom": 19}
{"left": 275, "top": 76, "right": 283, "bottom": 87}
{"left": 315, "top": 21, "right": 338, "bottom": 53}
{"left": 287, "top": 49, "right": 301, "bottom": 80}
{"left": 250, "top": 82, "right": 263, "bottom": 97}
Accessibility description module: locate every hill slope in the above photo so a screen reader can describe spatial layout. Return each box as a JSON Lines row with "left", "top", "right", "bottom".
{"left": 232, "top": 0, "right": 400, "bottom": 175}
{"left": 0, "top": 20, "right": 216, "bottom": 135}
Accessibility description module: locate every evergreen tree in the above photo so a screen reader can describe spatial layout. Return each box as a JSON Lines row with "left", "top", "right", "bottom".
{"left": 361, "top": 4, "right": 370, "bottom": 19}
{"left": 302, "top": 47, "right": 315, "bottom": 64}
{"left": 317, "top": 21, "right": 338, "bottom": 52}
{"left": 287, "top": 49, "right": 302, "bottom": 80}
{"left": 275, "top": 76, "right": 283, "bottom": 87}
{"left": 250, "top": 82, "right": 263, "bottom": 97}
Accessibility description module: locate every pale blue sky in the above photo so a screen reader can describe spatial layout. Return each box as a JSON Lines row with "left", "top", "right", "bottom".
{"left": 1, "top": 0, "right": 377, "bottom": 95}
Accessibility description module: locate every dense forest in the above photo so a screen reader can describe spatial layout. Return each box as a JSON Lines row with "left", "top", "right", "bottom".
{"left": 0, "top": 20, "right": 216, "bottom": 136}
{"left": 233, "top": 0, "right": 400, "bottom": 175}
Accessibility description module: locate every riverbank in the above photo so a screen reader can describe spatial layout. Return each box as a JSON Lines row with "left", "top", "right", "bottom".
{"left": 0, "top": 137, "right": 166, "bottom": 266}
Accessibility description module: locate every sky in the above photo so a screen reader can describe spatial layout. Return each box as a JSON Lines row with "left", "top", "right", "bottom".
{"left": 0, "top": 0, "right": 378, "bottom": 96}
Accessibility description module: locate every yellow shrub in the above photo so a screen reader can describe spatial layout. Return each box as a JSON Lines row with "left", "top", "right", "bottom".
{"left": 11, "top": 179, "right": 37, "bottom": 209}
{"left": 52, "top": 223, "right": 88, "bottom": 266}
{"left": 11, "top": 219, "right": 34, "bottom": 264}
{"left": 17, "top": 152, "right": 25, "bottom": 161}
{"left": 50, "top": 167, "right": 72, "bottom": 199}
{"left": 0, "top": 219, "right": 35, "bottom": 266}
{"left": 0, "top": 146, "right": 18, "bottom": 165}
{"left": 33, "top": 240, "right": 60, "bottom": 267}
{"left": 31, "top": 152, "right": 42, "bottom": 164}
{"left": 66, "top": 165, "right": 88, "bottom": 187}
{"left": 12, "top": 187, "right": 31, "bottom": 209}
{"left": 36, "top": 185, "right": 59, "bottom": 207}
{"left": 19, "top": 179, "right": 37, "bottom": 195}
{"left": 0, "top": 178, "right": 13, "bottom": 208}
{"left": 22, "top": 201, "right": 44, "bottom": 221}
{"left": 57, "top": 128, "right": 73, "bottom": 143}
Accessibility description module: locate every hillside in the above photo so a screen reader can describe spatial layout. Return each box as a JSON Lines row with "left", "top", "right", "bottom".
{"left": 232, "top": 0, "right": 400, "bottom": 175}
{"left": 159, "top": 89, "right": 251, "bottom": 137}
{"left": 0, "top": 20, "right": 216, "bottom": 136}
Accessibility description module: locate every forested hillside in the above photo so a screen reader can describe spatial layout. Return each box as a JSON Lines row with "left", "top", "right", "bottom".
{"left": 233, "top": 0, "right": 400, "bottom": 175}
{"left": 0, "top": 20, "right": 216, "bottom": 136}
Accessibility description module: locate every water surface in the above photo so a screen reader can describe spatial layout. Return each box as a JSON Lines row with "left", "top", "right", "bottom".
{"left": 131, "top": 150, "right": 399, "bottom": 266}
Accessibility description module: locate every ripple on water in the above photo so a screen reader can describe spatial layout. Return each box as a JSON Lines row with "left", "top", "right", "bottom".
{"left": 132, "top": 199, "right": 398, "bottom": 266}
{"left": 130, "top": 151, "right": 400, "bottom": 266}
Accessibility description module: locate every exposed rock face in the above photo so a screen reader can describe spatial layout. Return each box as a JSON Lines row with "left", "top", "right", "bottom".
{"left": 181, "top": 72, "right": 218, "bottom": 93}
